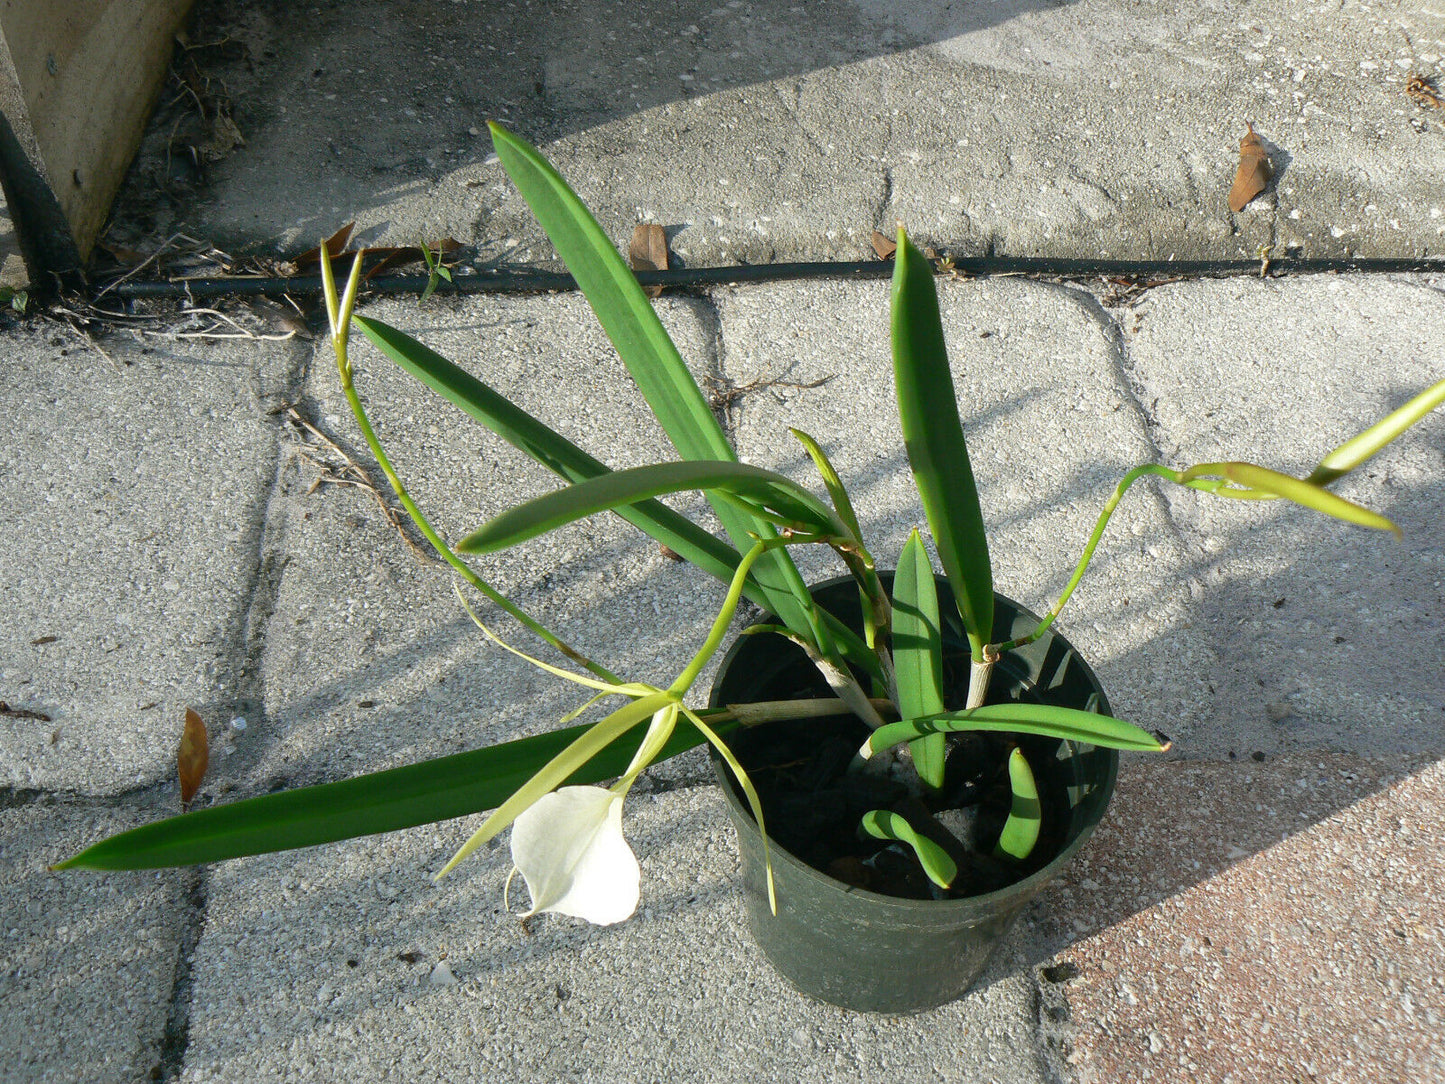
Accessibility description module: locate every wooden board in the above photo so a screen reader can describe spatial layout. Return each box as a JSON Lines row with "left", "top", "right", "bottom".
{"left": 0, "top": 0, "right": 194, "bottom": 281}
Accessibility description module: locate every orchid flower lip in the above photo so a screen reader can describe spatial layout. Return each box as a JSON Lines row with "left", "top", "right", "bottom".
{"left": 509, "top": 785, "right": 641, "bottom": 926}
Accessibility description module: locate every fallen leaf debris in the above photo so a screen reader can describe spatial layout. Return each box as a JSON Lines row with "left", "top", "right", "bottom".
{"left": 1228, "top": 122, "right": 1273, "bottom": 213}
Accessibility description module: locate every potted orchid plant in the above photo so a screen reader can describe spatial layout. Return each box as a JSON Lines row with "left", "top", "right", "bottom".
{"left": 59, "top": 124, "right": 1445, "bottom": 1012}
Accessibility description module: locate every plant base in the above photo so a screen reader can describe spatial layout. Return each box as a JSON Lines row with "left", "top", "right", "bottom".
{"left": 709, "top": 578, "right": 1118, "bottom": 1013}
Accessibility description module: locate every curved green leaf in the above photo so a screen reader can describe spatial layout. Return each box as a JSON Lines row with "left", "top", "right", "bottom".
{"left": 350, "top": 315, "right": 876, "bottom": 675}
{"left": 789, "top": 428, "right": 863, "bottom": 541}
{"left": 863, "top": 702, "right": 1165, "bottom": 758}
{"left": 860, "top": 809, "right": 957, "bottom": 889}
{"left": 457, "top": 461, "right": 843, "bottom": 554}
{"left": 891, "top": 229, "right": 994, "bottom": 656}
{"left": 995, "top": 748, "right": 1041, "bottom": 861}
{"left": 892, "top": 531, "right": 946, "bottom": 789}
{"left": 56, "top": 713, "right": 725, "bottom": 872}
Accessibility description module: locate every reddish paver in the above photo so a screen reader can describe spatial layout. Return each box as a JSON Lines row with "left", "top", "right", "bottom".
{"left": 1040, "top": 754, "right": 1444, "bottom": 1084}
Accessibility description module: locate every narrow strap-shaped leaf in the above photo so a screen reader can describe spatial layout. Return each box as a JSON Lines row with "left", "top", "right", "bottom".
{"left": 55, "top": 712, "right": 725, "bottom": 871}
{"left": 488, "top": 124, "right": 729, "bottom": 464}
{"left": 457, "top": 461, "right": 843, "bottom": 554}
{"left": 892, "top": 531, "right": 946, "bottom": 790}
{"left": 995, "top": 748, "right": 1041, "bottom": 861}
{"left": 860, "top": 809, "right": 957, "bottom": 889}
{"left": 789, "top": 428, "right": 863, "bottom": 541}
{"left": 355, "top": 314, "right": 747, "bottom": 571}
{"left": 891, "top": 229, "right": 994, "bottom": 656}
{"left": 352, "top": 315, "right": 876, "bottom": 674}
{"left": 863, "top": 703, "right": 1166, "bottom": 758}
{"left": 488, "top": 122, "right": 822, "bottom": 648}
{"left": 495, "top": 130, "right": 832, "bottom": 657}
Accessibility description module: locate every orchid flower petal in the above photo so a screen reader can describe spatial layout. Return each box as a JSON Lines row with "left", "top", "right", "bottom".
{"left": 510, "top": 786, "right": 640, "bottom": 926}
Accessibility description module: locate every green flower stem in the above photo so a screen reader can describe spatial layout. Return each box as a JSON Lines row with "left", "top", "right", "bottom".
{"left": 988, "top": 453, "right": 1383, "bottom": 657}
{"left": 320, "top": 247, "right": 623, "bottom": 684}
{"left": 669, "top": 539, "right": 772, "bottom": 695}
{"left": 989, "top": 464, "right": 1181, "bottom": 654}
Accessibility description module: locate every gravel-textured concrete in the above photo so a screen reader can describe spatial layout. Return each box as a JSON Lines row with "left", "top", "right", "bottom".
{"left": 4, "top": 272, "right": 1443, "bottom": 1083}
{"left": 5, "top": 3, "right": 1445, "bottom": 1078}
{"left": 179, "top": 787, "right": 1052, "bottom": 1084}
{"left": 0, "top": 797, "right": 188, "bottom": 1083}
{"left": 0, "top": 326, "right": 297, "bottom": 794}
{"left": 106, "top": 0, "right": 1445, "bottom": 265}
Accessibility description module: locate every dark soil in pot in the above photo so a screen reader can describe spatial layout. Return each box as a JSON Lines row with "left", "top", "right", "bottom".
{"left": 715, "top": 574, "right": 1110, "bottom": 900}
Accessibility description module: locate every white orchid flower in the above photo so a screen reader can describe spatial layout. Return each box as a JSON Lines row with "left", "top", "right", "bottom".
{"left": 509, "top": 785, "right": 640, "bottom": 925}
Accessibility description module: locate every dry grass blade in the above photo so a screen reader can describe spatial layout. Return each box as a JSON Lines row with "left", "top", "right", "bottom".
{"left": 279, "top": 404, "right": 440, "bottom": 564}
{"left": 137, "top": 307, "right": 296, "bottom": 342}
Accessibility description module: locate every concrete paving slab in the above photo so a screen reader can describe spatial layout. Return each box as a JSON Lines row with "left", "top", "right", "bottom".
{"left": 0, "top": 326, "right": 297, "bottom": 794}
{"left": 716, "top": 276, "right": 1220, "bottom": 749}
{"left": 1120, "top": 274, "right": 1445, "bottom": 755}
{"left": 180, "top": 784, "right": 1053, "bottom": 1084}
{"left": 0, "top": 795, "right": 189, "bottom": 1084}
{"left": 1039, "top": 752, "right": 1445, "bottom": 1084}
{"left": 239, "top": 293, "right": 731, "bottom": 793}
{"left": 105, "top": 0, "right": 1445, "bottom": 265}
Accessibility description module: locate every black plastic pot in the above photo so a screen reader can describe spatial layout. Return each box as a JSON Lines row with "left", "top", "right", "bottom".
{"left": 708, "top": 575, "right": 1118, "bottom": 1013}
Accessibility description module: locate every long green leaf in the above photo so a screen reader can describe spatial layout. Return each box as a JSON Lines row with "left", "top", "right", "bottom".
{"left": 56, "top": 713, "right": 723, "bottom": 871}
{"left": 789, "top": 428, "right": 863, "bottom": 541}
{"left": 863, "top": 703, "right": 1166, "bottom": 757}
{"left": 995, "top": 748, "right": 1041, "bottom": 861}
{"left": 351, "top": 315, "right": 877, "bottom": 675}
{"left": 891, "top": 229, "right": 994, "bottom": 657}
{"left": 457, "top": 461, "right": 844, "bottom": 554}
{"left": 488, "top": 122, "right": 823, "bottom": 651}
{"left": 892, "top": 531, "right": 946, "bottom": 790}
{"left": 437, "top": 690, "right": 676, "bottom": 875}
{"left": 355, "top": 314, "right": 744, "bottom": 577}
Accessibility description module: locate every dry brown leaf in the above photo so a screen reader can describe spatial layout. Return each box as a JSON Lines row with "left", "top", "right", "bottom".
{"left": 292, "top": 222, "right": 358, "bottom": 268}
{"left": 870, "top": 230, "right": 898, "bottom": 260}
{"left": 178, "top": 707, "right": 209, "bottom": 809}
{"left": 1227, "top": 122, "right": 1272, "bottom": 213}
{"left": 629, "top": 224, "right": 669, "bottom": 299}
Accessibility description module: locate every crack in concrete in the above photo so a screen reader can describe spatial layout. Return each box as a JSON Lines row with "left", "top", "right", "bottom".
{"left": 1031, "top": 961, "right": 1080, "bottom": 1084}
{"left": 140, "top": 340, "right": 311, "bottom": 1081}
{"left": 149, "top": 867, "right": 209, "bottom": 1084}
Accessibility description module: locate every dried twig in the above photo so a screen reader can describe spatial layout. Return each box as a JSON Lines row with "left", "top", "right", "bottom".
{"left": 279, "top": 404, "right": 439, "bottom": 564}
{"left": 1098, "top": 275, "right": 1188, "bottom": 308}
{"left": 703, "top": 372, "right": 834, "bottom": 412}
{"left": 137, "top": 306, "right": 295, "bottom": 342}
{"left": 95, "top": 233, "right": 214, "bottom": 301}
